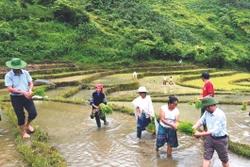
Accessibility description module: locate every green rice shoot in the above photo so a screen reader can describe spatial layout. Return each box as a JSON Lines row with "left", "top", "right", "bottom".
{"left": 99, "top": 103, "right": 113, "bottom": 115}
{"left": 241, "top": 102, "right": 247, "bottom": 111}
{"left": 178, "top": 121, "right": 195, "bottom": 136}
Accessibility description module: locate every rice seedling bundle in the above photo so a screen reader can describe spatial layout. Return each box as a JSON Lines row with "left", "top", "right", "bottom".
{"left": 241, "top": 102, "right": 247, "bottom": 111}
{"left": 177, "top": 121, "right": 195, "bottom": 136}
{"left": 146, "top": 117, "right": 156, "bottom": 133}
{"left": 188, "top": 98, "right": 202, "bottom": 110}
{"left": 99, "top": 103, "right": 113, "bottom": 115}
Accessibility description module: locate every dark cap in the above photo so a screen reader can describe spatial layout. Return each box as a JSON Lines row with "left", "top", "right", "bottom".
{"left": 201, "top": 72, "right": 210, "bottom": 79}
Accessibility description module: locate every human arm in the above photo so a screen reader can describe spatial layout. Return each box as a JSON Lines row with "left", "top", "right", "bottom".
{"left": 243, "top": 100, "right": 250, "bottom": 103}
{"left": 103, "top": 95, "right": 107, "bottom": 105}
{"left": 136, "top": 106, "right": 142, "bottom": 118}
{"left": 192, "top": 117, "right": 211, "bottom": 138}
{"left": 90, "top": 94, "right": 99, "bottom": 109}
{"left": 7, "top": 85, "right": 32, "bottom": 99}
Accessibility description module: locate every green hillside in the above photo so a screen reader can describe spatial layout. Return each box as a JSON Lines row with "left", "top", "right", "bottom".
{"left": 0, "top": 0, "right": 249, "bottom": 69}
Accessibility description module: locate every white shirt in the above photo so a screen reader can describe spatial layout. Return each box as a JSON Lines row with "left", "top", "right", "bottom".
{"left": 159, "top": 105, "right": 179, "bottom": 128}
{"left": 132, "top": 95, "right": 154, "bottom": 119}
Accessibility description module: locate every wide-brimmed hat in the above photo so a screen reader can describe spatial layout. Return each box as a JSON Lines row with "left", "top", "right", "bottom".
{"left": 6, "top": 58, "right": 27, "bottom": 69}
{"left": 202, "top": 96, "right": 218, "bottom": 107}
{"left": 137, "top": 86, "right": 148, "bottom": 93}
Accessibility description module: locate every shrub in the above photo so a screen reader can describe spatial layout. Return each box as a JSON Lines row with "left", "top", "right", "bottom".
{"left": 221, "top": 25, "right": 236, "bottom": 39}
{"left": 76, "top": 23, "right": 98, "bottom": 41}
{"left": 37, "top": 0, "right": 55, "bottom": 6}
{"left": 53, "top": 3, "right": 89, "bottom": 26}
{"left": 131, "top": 43, "right": 150, "bottom": 61}
{"left": 0, "top": 29, "right": 15, "bottom": 41}
{"left": 219, "top": 15, "right": 231, "bottom": 25}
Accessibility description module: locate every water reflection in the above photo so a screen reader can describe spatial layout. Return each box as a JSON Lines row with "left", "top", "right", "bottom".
{"left": 34, "top": 101, "right": 250, "bottom": 167}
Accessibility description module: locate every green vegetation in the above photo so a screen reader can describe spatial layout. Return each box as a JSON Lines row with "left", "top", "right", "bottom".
{"left": 1, "top": 102, "right": 67, "bottom": 167}
{"left": 33, "top": 87, "right": 46, "bottom": 97}
{"left": 229, "top": 138, "right": 250, "bottom": 158}
{"left": 99, "top": 103, "right": 113, "bottom": 115}
{"left": 188, "top": 98, "right": 202, "bottom": 110}
{"left": 241, "top": 102, "right": 247, "bottom": 110}
{"left": 0, "top": 0, "right": 249, "bottom": 70}
{"left": 177, "top": 121, "right": 195, "bottom": 136}
{"left": 1, "top": 63, "right": 250, "bottom": 165}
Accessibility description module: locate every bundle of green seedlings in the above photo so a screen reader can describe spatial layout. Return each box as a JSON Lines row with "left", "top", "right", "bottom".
{"left": 187, "top": 98, "right": 202, "bottom": 110}
{"left": 146, "top": 117, "right": 156, "bottom": 133}
{"left": 241, "top": 102, "right": 247, "bottom": 111}
{"left": 177, "top": 121, "right": 195, "bottom": 136}
{"left": 32, "top": 87, "right": 46, "bottom": 97}
{"left": 99, "top": 103, "right": 113, "bottom": 116}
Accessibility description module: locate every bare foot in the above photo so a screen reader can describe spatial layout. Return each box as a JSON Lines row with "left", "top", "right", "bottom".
{"left": 26, "top": 124, "right": 34, "bottom": 133}
{"left": 23, "top": 133, "right": 30, "bottom": 139}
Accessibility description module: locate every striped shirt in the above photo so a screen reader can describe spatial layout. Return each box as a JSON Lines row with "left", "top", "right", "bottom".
{"left": 199, "top": 107, "right": 227, "bottom": 137}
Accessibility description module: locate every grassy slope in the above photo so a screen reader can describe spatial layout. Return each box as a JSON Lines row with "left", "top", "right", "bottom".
{"left": 0, "top": 0, "right": 249, "bottom": 68}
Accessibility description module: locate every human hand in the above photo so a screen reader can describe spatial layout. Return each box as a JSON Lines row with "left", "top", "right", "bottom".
{"left": 193, "top": 131, "right": 201, "bottom": 138}
{"left": 24, "top": 91, "right": 32, "bottom": 99}
{"left": 172, "top": 123, "right": 177, "bottom": 130}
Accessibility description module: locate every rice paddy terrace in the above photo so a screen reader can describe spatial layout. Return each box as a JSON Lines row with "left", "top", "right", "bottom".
{"left": 1, "top": 62, "right": 248, "bottom": 103}
{"left": 1, "top": 63, "right": 250, "bottom": 166}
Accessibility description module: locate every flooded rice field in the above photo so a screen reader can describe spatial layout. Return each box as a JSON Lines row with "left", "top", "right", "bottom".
{"left": 1, "top": 71, "right": 250, "bottom": 167}
{"left": 31, "top": 101, "right": 250, "bottom": 167}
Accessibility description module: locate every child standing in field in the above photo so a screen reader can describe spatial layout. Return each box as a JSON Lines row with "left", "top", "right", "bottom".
{"left": 169, "top": 76, "right": 175, "bottom": 85}
{"left": 90, "top": 83, "right": 108, "bottom": 128}
{"left": 163, "top": 75, "right": 167, "bottom": 85}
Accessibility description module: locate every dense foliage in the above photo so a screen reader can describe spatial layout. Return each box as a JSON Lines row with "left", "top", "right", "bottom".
{"left": 0, "top": 0, "right": 249, "bottom": 69}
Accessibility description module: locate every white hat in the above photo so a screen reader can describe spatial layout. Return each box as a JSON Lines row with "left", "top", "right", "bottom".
{"left": 137, "top": 86, "right": 148, "bottom": 93}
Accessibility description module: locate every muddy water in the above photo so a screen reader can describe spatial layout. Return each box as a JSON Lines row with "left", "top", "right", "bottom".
{"left": 0, "top": 110, "right": 28, "bottom": 167}
{"left": 45, "top": 87, "right": 73, "bottom": 98}
{"left": 70, "top": 89, "right": 95, "bottom": 100}
{"left": 33, "top": 101, "right": 250, "bottom": 167}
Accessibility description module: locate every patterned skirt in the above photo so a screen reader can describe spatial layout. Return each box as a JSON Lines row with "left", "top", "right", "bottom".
{"left": 156, "top": 124, "right": 178, "bottom": 148}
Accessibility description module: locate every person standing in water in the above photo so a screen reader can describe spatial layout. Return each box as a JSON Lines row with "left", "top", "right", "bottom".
{"left": 4, "top": 58, "right": 37, "bottom": 138}
{"left": 132, "top": 86, "right": 155, "bottom": 139}
{"left": 133, "top": 71, "right": 137, "bottom": 79}
{"left": 200, "top": 72, "right": 214, "bottom": 131}
{"left": 156, "top": 96, "right": 179, "bottom": 156}
{"left": 192, "top": 97, "right": 229, "bottom": 167}
{"left": 90, "top": 83, "right": 108, "bottom": 128}
{"left": 163, "top": 75, "right": 167, "bottom": 85}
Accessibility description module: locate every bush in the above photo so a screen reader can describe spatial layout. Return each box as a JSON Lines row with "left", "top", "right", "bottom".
{"left": 131, "top": 43, "right": 150, "bottom": 61}
{"left": 0, "top": 29, "right": 15, "bottom": 41}
{"left": 151, "top": 44, "right": 182, "bottom": 61}
{"left": 76, "top": 23, "right": 99, "bottom": 41}
{"left": 219, "top": 15, "right": 231, "bottom": 25}
{"left": 37, "top": 0, "right": 55, "bottom": 6}
{"left": 53, "top": 3, "right": 89, "bottom": 26}
{"left": 221, "top": 25, "right": 236, "bottom": 39}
